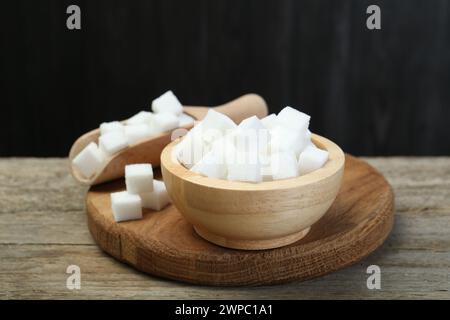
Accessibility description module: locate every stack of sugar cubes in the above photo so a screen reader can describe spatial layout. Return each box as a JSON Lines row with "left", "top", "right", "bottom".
{"left": 72, "top": 90, "right": 195, "bottom": 179}
{"left": 110, "top": 163, "right": 171, "bottom": 222}
{"left": 175, "top": 106, "right": 329, "bottom": 183}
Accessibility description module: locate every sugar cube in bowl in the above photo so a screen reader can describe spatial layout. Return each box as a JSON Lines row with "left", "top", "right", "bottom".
{"left": 161, "top": 133, "right": 345, "bottom": 250}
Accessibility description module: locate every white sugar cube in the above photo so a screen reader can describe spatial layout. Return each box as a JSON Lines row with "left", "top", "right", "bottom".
{"left": 270, "top": 126, "right": 309, "bottom": 156}
{"left": 126, "top": 111, "right": 154, "bottom": 125}
{"left": 125, "top": 164, "right": 154, "bottom": 194}
{"left": 231, "top": 127, "right": 270, "bottom": 156}
{"left": 72, "top": 142, "right": 105, "bottom": 178}
{"left": 271, "top": 152, "right": 299, "bottom": 180}
{"left": 277, "top": 106, "right": 310, "bottom": 133}
{"left": 99, "top": 131, "right": 129, "bottom": 155}
{"left": 100, "top": 121, "right": 124, "bottom": 135}
{"left": 179, "top": 113, "right": 195, "bottom": 127}
{"left": 261, "top": 114, "right": 277, "bottom": 130}
{"left": 110, "top": 191, "right": 142, "bottom": 222}
{"left": 140, "top": 180, "right": 171, "bottom": 211}
{"left": 175, "top": 124, "right": 207, "bottom": 168}
{"left": 298, "top": 144, "right": 329, "bottom": 175}
{"left": 124, "top": 124, "right": 155, "bottom": 145}
{"left": 152, "top": 90, "right": 183, "bottom": 115}
{"left": 238, "top": 115, "right": 265, "bottom": 131}
{"left": 153, "top": 113, "right": 180, "bottom": 133}
{"left": 227, "top": 152, "right": 262, "bottom": 183}
{"left": 201, "top": 109, "right": 237, "bottom": 132}
{"left": 191, "top": 151, "right": 227, "bottom": 179}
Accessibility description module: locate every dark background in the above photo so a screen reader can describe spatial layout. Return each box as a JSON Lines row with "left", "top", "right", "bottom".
{"left": 1, "top": 0, "right": 449, "bottom": 156}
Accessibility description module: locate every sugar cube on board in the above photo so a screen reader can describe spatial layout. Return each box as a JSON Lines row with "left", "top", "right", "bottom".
{"left": 110, "top": 191, "right": 142, "bottom": 222}
{"left": 72, "top": 142, "right": 105, "bottom": 178}
{"left": 227, "top": 152, "right": 262, "bottom": 183}
{"left": 277, "top": 106, "right": 310, "bottom": 133}
{"left": 100, "top": 121, "right": 124, "bottom": 135}
{"left": 191, "top": 151, "right": 227, "bottom": 179}
{"left": 140, "top": 180, "right": 171, "bottom": 211}
{"left": 153, "top": 113, "right": 180, "bottom": 133}
{"left": 99, "top": 131, "right": 129, "bottom": 155}
{"left": 261, "top": 114, "right": 277, "bottom": 130}
{"left": 298, "top": 144, "right": 329, "bottom": 175}
{"left": 125, "top": 164, "right": 154, "bottom": 194}
{"left": 271, "top": 152, "right": 299, "bottom": 180}
{"left": 152, "top": 90, "right": 183, "bottom": 115}
{"left": 126, "top": 111, "right": 154, "bottom": 126}
{"left": 178, "top": 113, "right": 195, "bottom": 127}
{"left": 124, "top": 124, "right": 155, "bottom": 145}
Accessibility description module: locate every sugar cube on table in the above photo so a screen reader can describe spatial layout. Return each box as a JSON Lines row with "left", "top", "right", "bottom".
{"left": 277, "top": 106, "right": 310, "bottom": 133}
{"left": 271, "top": 152, "right": 299, "bottom": 180}
{"left": 191, "top": 151, "right": 227, "bottom": 179}
{"left": 153, "top": 113, "right": 180, "bottom": 133}
{"left": 261, "top": 114, "right": 277, "bottom": 130}
{"left": 100, "top": 121, "right": 124, "bottom": 135}
{"left": 99, "top": 131, "right": 129, "bottom": 155}
{"left": 126, "top": 111, "right": 154, "bottom": 126}
{"left": 72, "top": 142, "right": 105, "bottom": 178}
{"left": 110, "top": 191, "right": 142, "bottom": 222}
{"left": 298, "top": 144, "right": 329, "bottom": 175}
{"left": 124, "top": 124, "right": 155, "bottom": 145}
{"left": 152, "top": 90, "right": 183, "bottom": 115}
{"left": 227, "top": 152, "right": 262, "bottom": 183}
{"left": 178, "top": 113, "right": 195, "bottom": 127}
{"left": 125, "top": 164, "right": 154, "bottom": 194}
{"left": 140, "top": 180, "right": 171, "bottom": 211}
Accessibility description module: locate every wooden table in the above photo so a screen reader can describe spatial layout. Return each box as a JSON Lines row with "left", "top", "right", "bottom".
{"left": 1, "top": 157, "right": 449, "bottom": 299}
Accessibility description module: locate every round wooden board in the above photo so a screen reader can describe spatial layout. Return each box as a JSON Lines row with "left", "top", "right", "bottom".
{"left": 86, "top": 155, "right": 394, "bottom": 286}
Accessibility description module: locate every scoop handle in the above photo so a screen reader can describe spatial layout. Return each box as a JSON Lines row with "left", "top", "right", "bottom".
{"left": 183, "top": 94, "right": 269, "bottom": 123}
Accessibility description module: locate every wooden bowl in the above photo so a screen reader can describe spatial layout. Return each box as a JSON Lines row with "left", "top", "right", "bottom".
{"left": 161, "top": 134, "right": 345, "bottom": 250}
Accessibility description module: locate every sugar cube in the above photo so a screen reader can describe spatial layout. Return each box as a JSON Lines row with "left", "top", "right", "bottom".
{"left": 110, "top": 191, "right": 142, "bottom": 222}
{"left": 238, "top": 116, "right": 265, "bottom": 131}
{"left": 152, "top": 90, "right": 183, "bottom": 115}
{"left": 99, "top": 131, "right": 129, "bottom": 155}
{"left": 124, "top": 124, "right": 155, "bottom": 145}
{"left": 298, "top": 144, "right": 329, "bottom": 175}
{"left": 125, "top": 164, "right": 154, "bottom": 194}
{"left": 100, "top": 121, "right": 124, "bottom": 135}
{"left": 72, "top": 142, "right": 105, "bottom": 178}
{"left": 175, "top": 124, "right": 207, "bottom": 168}
{"left": 153, "top": 113, "right": 180, "bottom": 133}
{"left": 178, "top": 113, "right": 195, "bottom": 127}
{"left": 140, "top": 180, "right": 171, "bottom": 211}
{"left": 270, "top": 126, "right": 309, "bottom": 156}
{"left": 277, "top": 106, "right": 310, "bottom": 133}
{"left": 191, "top": 151, "right": 227, "bottom": 179}
{"left": 201, "top": 109, "right": 237, "bottom": 132}
{"left": 261, "top": 114, "right": 277, "bottom": 130}
{"left": 227, "top": 152, "right": 262, "bottom": 183}
{"left": 271, "top": 152, "right": 299, "bottom": 180}
{"left": 126, "top": 111, "right": 154, "bottom": 125}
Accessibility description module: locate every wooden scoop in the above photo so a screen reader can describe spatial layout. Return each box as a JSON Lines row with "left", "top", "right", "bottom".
{"left": 69, "top": 94, "right": 268, "bottom": 186}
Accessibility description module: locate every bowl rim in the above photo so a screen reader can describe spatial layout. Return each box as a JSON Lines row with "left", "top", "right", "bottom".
{"left": 161, "top": 133, "right": 345, "bottom": 191}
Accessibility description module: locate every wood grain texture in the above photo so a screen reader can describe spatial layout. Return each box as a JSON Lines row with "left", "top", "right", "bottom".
{"left": 0, "top": 157, "right": 449, "bottom": 298}
{"left": 85, "top": 154, "right": 390, "bottom": 286}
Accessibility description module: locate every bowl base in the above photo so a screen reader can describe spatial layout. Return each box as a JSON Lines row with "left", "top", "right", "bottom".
{"left": 193, "top": 226, "right": 311, "bottom": 250}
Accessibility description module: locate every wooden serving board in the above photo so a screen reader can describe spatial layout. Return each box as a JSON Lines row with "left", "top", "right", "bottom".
{"left": 86, "top": 155, "right": 394, "bottom": 286}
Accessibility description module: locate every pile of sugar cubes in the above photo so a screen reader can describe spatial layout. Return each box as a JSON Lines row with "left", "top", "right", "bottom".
{"left": 110, "top": 164, "right": 171, "bottom": 222}
{"left": 72, "top": 91, "right": 195, "bottom": 178}
{"left": 175, "top": 106, "right": 329, "bottom": 183}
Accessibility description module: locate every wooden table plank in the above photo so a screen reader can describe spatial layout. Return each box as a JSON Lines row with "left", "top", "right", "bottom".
{"left": 0, "top": 157, "right": 449, "bottom": 299}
